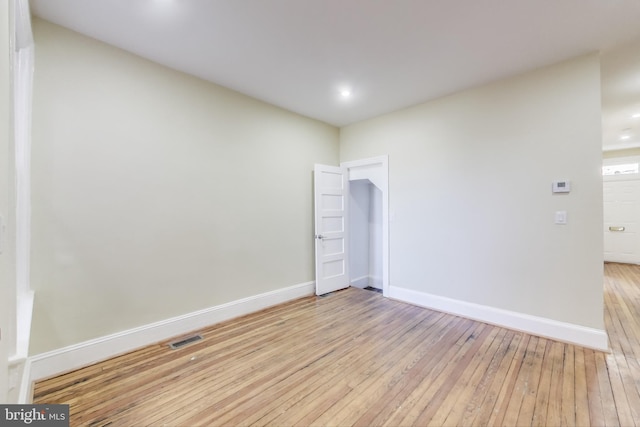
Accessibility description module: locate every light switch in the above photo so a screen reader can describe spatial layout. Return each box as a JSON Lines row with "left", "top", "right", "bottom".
{"left": 555, "top": 211, "right": 567, "bottom": 224}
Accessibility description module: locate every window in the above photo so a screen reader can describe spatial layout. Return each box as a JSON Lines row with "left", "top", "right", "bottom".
{"left": 602, "top": 163, "right": 639, "bottom": 176}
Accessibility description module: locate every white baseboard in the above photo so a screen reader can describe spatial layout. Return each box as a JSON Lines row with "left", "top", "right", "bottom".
{"left": 351, "top": 276, "right": 383, "bottom": 290}
{"left": 29, "top": 281, "right": 315, "bottom": 385}
{"left": 388, "top": 285, "right": 608, "bottom": 352}
{"left": 370, "top": 276, "right": 383, "bottom": 290}
{"left": 350, "top": 276, "right": 369, "bottom": 288}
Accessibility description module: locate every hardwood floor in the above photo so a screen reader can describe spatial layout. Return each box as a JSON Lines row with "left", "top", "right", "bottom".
{"left": 33, "top": 263, "right": 640, "bottom": 426}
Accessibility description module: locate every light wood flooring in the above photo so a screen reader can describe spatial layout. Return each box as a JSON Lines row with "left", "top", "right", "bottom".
{"left": 33, "top": 262, "right": 640, "bottom": 426}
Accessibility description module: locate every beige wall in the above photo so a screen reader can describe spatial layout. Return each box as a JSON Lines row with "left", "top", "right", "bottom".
{"left": 30, "top": 20, "right": 339, "bottom": 353}
{"left": 0, "top": 0, "right": 15, "bottom": 402}
{"left": 30, "top": 17, "right": 606, "bottom": 355}
{"left": 341, "top": 54, "right": 604, "bottom": 329}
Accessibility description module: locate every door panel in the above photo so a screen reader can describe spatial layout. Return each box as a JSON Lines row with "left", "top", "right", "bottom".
{"left": 604, "top": 180, "right": 640, "bottom": 264}
{"left": 314, "top": 164, "right": 349, "bottom": 295}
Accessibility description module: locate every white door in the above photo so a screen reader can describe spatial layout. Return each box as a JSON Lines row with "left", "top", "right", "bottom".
{"left": 314, "top": 164, "right": 350, "bottom": 295}
{"left": 604, "top": 179, "right": 640, "bottom": 264}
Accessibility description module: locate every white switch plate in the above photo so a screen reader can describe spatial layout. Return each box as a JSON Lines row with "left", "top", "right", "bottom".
{"left": 555, "top": 211, "right": 567, "bottom": 224}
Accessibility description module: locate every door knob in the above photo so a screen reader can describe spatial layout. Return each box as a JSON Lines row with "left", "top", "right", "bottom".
{"left": 315, "top": 234, "right": 324, "bottom": 240}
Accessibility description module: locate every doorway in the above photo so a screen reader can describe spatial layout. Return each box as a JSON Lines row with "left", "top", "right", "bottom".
{"left": 349, "top": 179, "right": 383, "bottom": 291}
{"left": 603, "top": 156, "right": 640, "bottom": 264}
{"left": 313, "top": 156, "right": 389, "bottom": 296}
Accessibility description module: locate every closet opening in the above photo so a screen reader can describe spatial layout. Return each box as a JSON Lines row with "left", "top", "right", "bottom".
{"left": 349, "top": 179, "right": 383, "bottom": 292}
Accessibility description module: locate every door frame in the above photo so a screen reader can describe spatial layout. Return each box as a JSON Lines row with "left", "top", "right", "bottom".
{"left": 602, "top": 156, "right": 640, "bottom": 265}
{"left": 341, "top": 155, "right": 390, "bottom": 296}
{"left": 603, "top": 156, "right": 640, "bottom": 264}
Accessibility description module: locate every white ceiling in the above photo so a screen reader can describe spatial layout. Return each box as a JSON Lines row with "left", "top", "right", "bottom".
{"left": 29, "top": 0, "right": 640, "bottom": 148}
{"left": 601, "top": 38, "right": 640, "bottom": 151}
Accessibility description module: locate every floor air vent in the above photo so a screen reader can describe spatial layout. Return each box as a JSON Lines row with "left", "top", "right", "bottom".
{"left": 169, "top": 334, "right": 203, "bottom": 349}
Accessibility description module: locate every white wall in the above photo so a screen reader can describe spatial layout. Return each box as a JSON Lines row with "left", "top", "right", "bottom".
{"left": 29, "top": 19, "right": 339, "bottom": 354}
{"left": 349, "top": 179, "right": 383, "bottom": 289}
{"left": 349, "top": 180, "right": 370, "bottom": 287}
{"left": 341, "top": 54, "right": 604, "bottom": 331}
{"left": 368, "top": 184, "right": 383, "bottom": 289}
{"left": 0, "top": 0, "right": 14, "bottom": 403}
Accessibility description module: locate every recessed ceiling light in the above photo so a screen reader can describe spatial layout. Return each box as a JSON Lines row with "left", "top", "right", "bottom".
{"left": 340, "top": 89, "right": 351, "bottom": 98}
{"left": 632, "top": 113, "right": 640, "bottom": 119}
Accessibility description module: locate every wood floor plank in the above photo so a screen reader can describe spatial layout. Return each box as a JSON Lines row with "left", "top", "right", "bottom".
{"left": 515, "top": 337, "right": 548, "bottom": 427}
{"left": 595, "top": 351, "right": 622, "bottom": 427}
{"left": 376, "top": 320, "right": 483, "bottom": 427}
{"left": 483, "top": 332, "right": 530, "bottom": 427}
{"left": 124, "top": 292, "right": 400, "bottom": 426}
{"left": 434, "top": 327, "right": 507, "bottom": 426}
{"left": 33, "top": 263, "right": 640, "bottom": 426}
{"left": 574, "top": 346, "right": 591, "bottom": 427}
{"left": 317, "top": 317, "right": 476, "bottom": 426}
{"left": 408, "top": 324, "right": 495, "bottom": 426}
{"left": 360, "top": 321, "right": 488, "bottom": 426}
{"left": 584, "top": 349, "right": 605, "bottom": 427}
{"left": 561, "top": 344, "right": 577, "bottom": 427}
{"left": 430, "top": 328, "right": 507, "bottom": 425}
{"left": 500, "top": 335, "right": 540, "bottom": 426}
{"left": 168, "top": 298, "right": 436, "bottom": 422}
{"left": 471, "top": 331, "right": 526, "bottom": 427}
{"left": 530, "top": 340, "right": 553, "bottom": 426}
{"left": 222, "top": 304, "right": 442, "bottom": 427}
{"left": 544, "top": 341, "right": 565, "bottom": 427}
{"left": 453, "top": 328, "right": 514, "bottom": 427}
{"left": 265, "top": 307, "right": 438, "bottom": 415}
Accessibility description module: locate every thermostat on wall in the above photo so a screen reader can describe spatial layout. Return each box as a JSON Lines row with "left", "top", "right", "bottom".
{"left": 552, "top": 180, "right": 571, "bottom": 193}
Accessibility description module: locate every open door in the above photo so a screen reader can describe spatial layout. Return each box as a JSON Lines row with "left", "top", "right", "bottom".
{"left": 314, "top": 164, "right": 350, "bottom": 295}
{"left": 604, "top": 179, "right": 640, "bottom": 263}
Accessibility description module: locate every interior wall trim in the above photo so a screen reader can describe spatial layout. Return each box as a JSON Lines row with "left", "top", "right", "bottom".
{"left": 342, "top": 155, "right": 389, "bottom": 296}
{"left": 388, "top": 285, "right": 609, "bottom": 352}
{"left": 27, "top": 281, "right": 315, "bottom": 390}
{"left": 15, "top": 357, "right": 31, "bottom": 404}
